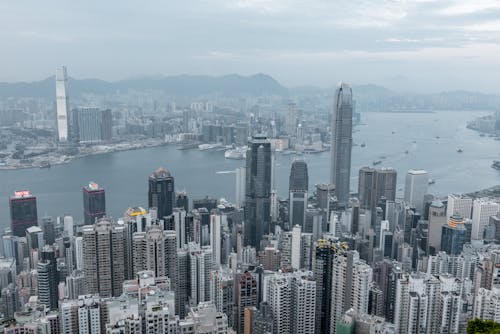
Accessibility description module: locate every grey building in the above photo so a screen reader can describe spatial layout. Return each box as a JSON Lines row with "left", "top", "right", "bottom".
{"left": 244, "top": 134, "right": 272, "bottom": 250}
{"left": 148, "top": 167, "right": 175, "bottom": 219}
{"left": 358, "top": 167, "right": 397, "bottom": 212}
{"left": 330, "top": 82, "right": 353, "bottom": 206}
{"left": 289, "top": 160, "right": 309, "bottom": 229}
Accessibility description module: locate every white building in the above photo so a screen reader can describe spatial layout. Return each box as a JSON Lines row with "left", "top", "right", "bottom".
{"left": 472, "top": 198, "right": 499, "bottom": 240}
{"left": 235, "top": 167, "right": 246, "bottom": 209}
{"left": 404, "top": 169, "right": 428, "bottom": 213}
{"left": 291, "top": 225, "right": 302, "bottom": 270}
{"left": 473, "top": 288, "right": 500, "bottom": 323}
{"left": 210, "top": 213, "right": 224, "bottom": 266}
{"left": 446, "top": 194, "right": 473, "bottom": 219}
{"left": 55, "top": 66, "right": 69, "bottom": 142}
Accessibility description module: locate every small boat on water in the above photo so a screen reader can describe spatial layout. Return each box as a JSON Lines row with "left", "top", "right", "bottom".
{"left": 457, "top": 148, "right": 463, "bottom": 153}
{"left": 492, "top": 161, "right": 500, "bottom": 170}
{"left": 39, "top": 161, "right": 51, "bottom": 168}
{"left": 360, "top": 143, "right": 366, "bottom": 148}
{"left": 428, "top": 179, "right": 436, "bottom": 185}
{"left": 373, "top": 160, "right": 382, "bottom": 165}
{"left": 224, "top": 147, "right": 247, "bottom": 160}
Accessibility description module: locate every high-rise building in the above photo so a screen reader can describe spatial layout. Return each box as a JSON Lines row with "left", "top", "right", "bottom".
{"left": 83, "top": 181, "right": 106, "bottom": 225}
{"left": 210, "top": 213, "right": 224, "bottom": 266}
{"left": 56, "top": 66, "right": 69, "bottom": 142}
{"left": 266, "top": 271, "right": 316, "bottom": 334}
{"left": 235, "top": 271, "right": 258, "bottom": 333}
{"left": 37, "top": 246, "right": 58, "bottom": 310}
{"left": 9, "top": 190, "right": 38, "bottom": 237}
{"left": 358, "top": 167, "right": 397, "bottom": 212}
{"left": 428, "top": 200, "right": 447, "bottom": 253}
{"left": 441, "top": 214, "right": 471, "bottom": 255}
{"left": 82, "top": 219, "right": 125, "bottom": 297}
{"left": 330, "top": 82, "right": 353, "bottom": 206}
{"left": 394, "top": 273, "right": 462, "bottom": 334}
{"left": 235, "top": 167, "right": 246, "bottom": 209}
{"left": 187, "top": 243, "right": 213, "bottom": 306}
{"left": 404, "top": 169, "right": 428, "bottom": 213}
{"left": 148, "top": 167, "right": 175, "bottom": 219}
{"left": 330, "top": 251, "right": 372, "bottom": 333}
{"left": 289, "top": 160, "right": 308, "bottom": 228}
{"left": 210, "top": 267, "right": 234, "bottom": 328}
{"left": 472, "top": 198, "right": 499, "bottom": 240}
{"left": 314, "top": 238, "right": 348, "bottom": 334}
{"left": 73, "top": 107, "right": 113, "bottom": 144}
{"left": 244, "top": 135, "right": 272, "bottom": 250}
{"left": 446, "top": 194, "right": 473, "bottom": 219}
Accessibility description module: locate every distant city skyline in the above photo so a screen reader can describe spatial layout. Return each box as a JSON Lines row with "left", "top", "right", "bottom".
{"left": 1, "top": 2, "right": 500, "bottom": 93}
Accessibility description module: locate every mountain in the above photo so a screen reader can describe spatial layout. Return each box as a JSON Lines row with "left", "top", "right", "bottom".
{"left": 0, "top": 73, "right": 288, "bottom": 98}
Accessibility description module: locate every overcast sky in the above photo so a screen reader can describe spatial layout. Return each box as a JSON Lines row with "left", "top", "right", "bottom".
{"left": 1, "top": 0, "right": 500, "bottom": 92}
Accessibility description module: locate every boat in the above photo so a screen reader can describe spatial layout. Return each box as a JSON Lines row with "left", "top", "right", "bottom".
{"left": 360, "top": 143, "right": 366, "bottom": 148}
{"left": 428, "top": 179, "right": 436, "bottom": 185}
{"left": 492, "top": 161, "right": 500, "bottom": 170}
{"left": 457, "top": 148, "right": 463, "bottom": 153}
{"left": 39, "top": 161, "right": 51, "bottom": 168}
{"left": 373, "top": 160, "right": 382, "bottom": 165}
{"left": 435, "top": 136, "right": 440, "bottom": 139}
{"left": 224, "top": 147, "right": 247, "bottom": 160}
{"left": 404, "top": 150, "right": 409, "bottom": 154}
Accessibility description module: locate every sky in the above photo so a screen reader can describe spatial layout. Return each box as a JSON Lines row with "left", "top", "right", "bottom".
{"left": 1, "top": 0, "right": 500, "bottom": 93}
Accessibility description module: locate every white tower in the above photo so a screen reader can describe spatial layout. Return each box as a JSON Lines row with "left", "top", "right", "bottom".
{"left": 56, "top": 66, "right": 69, "bottom": 142}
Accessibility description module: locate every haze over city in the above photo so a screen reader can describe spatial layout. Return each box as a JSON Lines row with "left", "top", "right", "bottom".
{"left": 2, "top": 1, "right": 500, "bottom": 92}
{"left": 1, "top": 1, "right": 500, "bottom": 334}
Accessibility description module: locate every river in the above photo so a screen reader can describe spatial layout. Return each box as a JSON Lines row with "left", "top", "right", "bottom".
{"left": 0, "top": 110, "right": 498, "bottom": 227}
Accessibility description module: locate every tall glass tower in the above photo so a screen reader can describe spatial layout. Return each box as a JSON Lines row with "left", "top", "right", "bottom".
{"left": 244, "top": 134, "right": 272, "bottom": 250}
{"left": 330, "top": 82, "right": 353, "bottom": 206}
{"left": 83, "top": 181, "right": 106, "bottom": 225}
{"left": 148, "top": 167, "right": 175, "bottom": 219}
{"left": 55, "top": 66, "right": 69, "bottom": 142}
{"left": 289, "top": 159, "right": 308, "bottom": 228}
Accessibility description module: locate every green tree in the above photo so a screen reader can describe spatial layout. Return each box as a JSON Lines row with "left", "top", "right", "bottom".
{"left": 468, "top": 319, "right": 500, "bottom": 334}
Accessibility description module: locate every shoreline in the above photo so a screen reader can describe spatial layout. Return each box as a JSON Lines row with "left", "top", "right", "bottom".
{"left": 0, "top": 139, "right": 172, "bottom": 171}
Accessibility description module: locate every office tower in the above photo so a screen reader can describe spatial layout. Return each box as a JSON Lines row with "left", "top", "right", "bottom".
{"left": 291, "top": 225, "right": 302, "bottom": 270}
{"left": 235, "top": 167, "right": 246, "bottom": 209}
{"left": 235, "top": 271, "right": 258, "bottom": 333}
{"left": 176, "top": 191, "right": 189, "bottom": 211}
{"left": 330, "top": 251, "right": 372, "bottom": 333}
{"left": 428, "top": 200, "right": 447, "bottom": 253}
{"left": 404, "top": 169, "right": 428, "bottom": 213}
{"left": 56, "top": 66, "right": 69, "bottom": 142}
{"left": 245, "top": 302, "right": 274, "bottom": 334}
{"left": 9, "top": 190, "right": 38, "bottom": 237}
{"left": 472, "top": 198, "right": 500, "bottom": 240}
{"left": 316, "top": 183, "right": 335, "bottom": 214}
{"left": 40, "top": 216, "right": 56, "bottom": 246}
{"left": 210, "top": 213, "right": 224, "bottom": 266}
{"left": 441, "top": 214, "right": 471, "bottom": 255}
{"left": 330, "top": 82, "right": 353, "bottom": 206}
{"left": 82, "top": 219, "right": 125, "bottom": 297}
{"left": 289, "top": 160, "right": 308, "bottom": 228}
{"left": 72, "top": 107, "right": 112, "bottom": 144}
{"left": 394, "top": 273, "right": 462, "bottom": 334}
{"left": 101, "top": 108, "right": 113, "bottom": 141}
{"left": 286, "top": 103, "right": 298, "bottom": 135}
{"left": 1, "top": 283, "right": 19, "bottom": 320}
{"left": 210, "top": 267, "right": 234, "bottom": 328}
{"left": 244, "top": 135, "right": 272, "bottom": 250}
{"left": 358, "top": 167, "right": 397, "bottom": 212}
{"left": 37, "top": 246, "right": 58, "bottom": 310}
{"left": 148, "top": 167, "right": 175, "bottom": 219}
{"left": 83, "top": 181, "right": 106, "bottom": 225}
{"left": 446, "top": 194, "right": 473, "bottom": 219}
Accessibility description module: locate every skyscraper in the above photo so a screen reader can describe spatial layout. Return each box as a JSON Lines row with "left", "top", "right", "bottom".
{"left": 446, "top": 194, "right": 473, "bottom": 219}
{"left": 37, "top": 246, "right": 58, "bottom": 310}
{"left": 73, "top": 107, "right": 113, "bottom": 144}
{"left": 56, "top": 66, "right": 69, "bottom": 142}
{"left": 441, "top": 214, "right": 471, "bottom": 255}
{"left": 330, "top": 82, "right": 353, "bottom": 206}
{"left": 82, "top": 219, "right": 125, "bottom": 297}
{"left": 404, "top": 169, "right": 429, "bottom": 213}
{"left": 235, "top": 167, "right": 246, "bottom": 209}
{"left": 9, "top": 190, "right": 38, "bottom": 237}
{"left": 286, "top": 103, "right": 298, "bottom": 136}
{"left": 83, "top": 181, "right": 106, "bottom": 225}
{"left": 289, "top": 160, "right": 309, "bottom": 228}
{"left": 358, "top": 167, "right": 397, "bottom": 212}
{"left": 244, "top": 135, "right": 272, "bottom": 250}
{"left": 471, "top": 198, "right": 499, "bottom": 240}
{"left": 148, "top": 167, "right": 175, "bottom": 219}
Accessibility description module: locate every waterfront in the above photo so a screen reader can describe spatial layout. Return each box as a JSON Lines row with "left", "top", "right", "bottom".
{"left": 0, "top": 110, "right": 498, "bottom": 226}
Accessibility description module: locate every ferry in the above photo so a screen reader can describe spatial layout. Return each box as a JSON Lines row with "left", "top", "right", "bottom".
{"left": 373, "top": 160, "right": 382, "bottom": 165}
{"left": 457, "top": 148, "right": 463, "bottom": 153}
{"left": 224, "top": 147, "right": 247, "bottom": 160}
{"left": 428, "top": 179, "right": 436, "bottom": 185}
{"left": 360, "top": 143, "right": 366, "bottom": 148}
{"left": 492, "top": 161, "right": 500, "bottom": 170}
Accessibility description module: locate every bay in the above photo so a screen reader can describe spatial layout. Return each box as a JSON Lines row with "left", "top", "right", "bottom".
{"left": 0, "top": 110, "right": 498, "bottom": 227}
